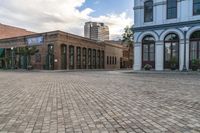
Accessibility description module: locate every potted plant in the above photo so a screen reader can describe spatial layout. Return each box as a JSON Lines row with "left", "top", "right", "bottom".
{"left": 169, "top": 57, "right": 177, "bottom": 70}
{"left": 191, "top": 59, "right": 199, "bottom": 71}
{"left": 144, "top": 64, "right": 152, "bottom": 71}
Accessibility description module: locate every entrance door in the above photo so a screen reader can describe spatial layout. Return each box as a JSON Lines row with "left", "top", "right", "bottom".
{"left": 189, "top": 31, "right": 200, "bottom": 68}
{"left": 142, "top": 35, "right": 155, "bottom": 68}
{"left": 20, "top": 55, "right": 27, "bottom": 69}
{"left": 164, "top": 33, "right": 179, "bottom": 69}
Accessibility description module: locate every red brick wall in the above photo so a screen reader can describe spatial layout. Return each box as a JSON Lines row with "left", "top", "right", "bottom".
{"left": 0, "top": 23, "right": 35, "bottom": 39}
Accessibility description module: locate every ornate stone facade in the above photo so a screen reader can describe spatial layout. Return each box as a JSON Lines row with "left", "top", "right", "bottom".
{"left": 134, "top": 0, "right": 200, "bottom": 71}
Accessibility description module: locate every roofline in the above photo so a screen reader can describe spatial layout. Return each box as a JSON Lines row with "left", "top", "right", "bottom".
{"left": 0, "top": 30, "right": 109, "bottom": 47}
{"left": 0, "top": 30, "right": 101, "bottom": 43}
{"left": 0, "top": 23, "right": 35, "bottom": 33}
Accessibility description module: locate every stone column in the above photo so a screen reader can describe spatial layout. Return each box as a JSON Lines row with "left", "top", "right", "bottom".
{"left": 155, "top": 41, "right": 164, "bottom": 71}
{"left": 186, "top": 39, "right": 190, "bottom": 70}
{"left": 179, "top": 39, "right": 190, "bottom": 70}
{"left": 133, "top": 42, "right": 142, "bottom": 70}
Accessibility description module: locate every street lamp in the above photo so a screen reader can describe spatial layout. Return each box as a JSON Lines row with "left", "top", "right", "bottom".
{"left": 11, "top": 47, "right": 14, "bottom": 70}
{"left": 182, "top": 26, "right": 189, "bottom": 72}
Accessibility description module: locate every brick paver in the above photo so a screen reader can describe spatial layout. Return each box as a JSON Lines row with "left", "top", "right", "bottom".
{"left": 0, "top": 71, "right": 199, "bottom": 133}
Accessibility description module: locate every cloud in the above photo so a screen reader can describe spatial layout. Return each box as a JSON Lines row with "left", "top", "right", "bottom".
{"left": 94, "top": 1, "right": 100, "bottom": 5}
{"left": 0, "top": 0, "right": 132, "bottom": 40}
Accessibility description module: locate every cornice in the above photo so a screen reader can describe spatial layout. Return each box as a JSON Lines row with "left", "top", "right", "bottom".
{"left": 133, "top": 0, "right": 184, "bottom": 10}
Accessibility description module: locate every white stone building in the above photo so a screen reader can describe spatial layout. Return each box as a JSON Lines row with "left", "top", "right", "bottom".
{"left": 133, "top": 0, "right": 200, "bottom": 71}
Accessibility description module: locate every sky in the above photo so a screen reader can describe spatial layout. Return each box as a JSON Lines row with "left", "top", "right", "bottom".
{"left": 0, "top": 0, "right": 134, "bottom": 40}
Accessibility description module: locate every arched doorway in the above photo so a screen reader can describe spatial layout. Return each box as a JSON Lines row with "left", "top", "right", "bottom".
{"left": 61, "top": 44, "right": 67, "bottom": 69}
{"left": 142, "top": 35, "right": 155, "bottom": 68}
{"left": 189, "top": 30, "right": 200, "bottom": 68}
{"left": 164, "top": 33, "right": 179, "bottom": 69}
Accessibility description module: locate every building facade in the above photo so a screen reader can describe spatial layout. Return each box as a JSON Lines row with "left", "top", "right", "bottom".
{"left": 105, "top": 40, "right": 134, "bottom": 68}
{"left": 84, "top": 22, "right": 109, "bottom": 41}
{"left": 133, "top": 0, "right": 200, "bottom": 71}
{"left": 0, "top": 31, "right": 123, "bottom": 70}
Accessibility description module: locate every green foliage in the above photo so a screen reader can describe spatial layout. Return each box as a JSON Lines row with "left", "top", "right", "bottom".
{"left": 169, "top": 57, "right": 178, "bottom": 70}
{"left": 169, "top": 57, "right": 177, "bottom": 66}
{"left": 191, "top": 59, "right": 200, "bottom": 71}
{"left": 191, "top": 59, "right": 200, "bottom": 66}
{"left": 16, "top": 46, "right": 39, "bottom": 56}
{"left": 16, "top": 46, "right": 39, "bottom": 69}
{"left": 144, "top": 64, "right": 152, "bottom": 71}
{"left": 122, "top": 25, "right": 134, "bottom": 47}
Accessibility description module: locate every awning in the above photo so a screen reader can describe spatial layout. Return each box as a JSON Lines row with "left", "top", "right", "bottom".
{"left": 0, "top": 48, "right": 4, "bottom": 58}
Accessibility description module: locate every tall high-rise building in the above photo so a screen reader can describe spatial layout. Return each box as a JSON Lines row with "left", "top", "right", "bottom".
{"left": 84, "top": 22, "right": 109, "bottom": 41}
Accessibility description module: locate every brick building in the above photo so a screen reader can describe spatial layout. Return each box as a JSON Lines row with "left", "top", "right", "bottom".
{"left": 105, "top": 40, "right": 134, "bottom": 68}
{"left": 0, "top": 31, "right": 123, "bottom": 70}
{"left": 0, "top": 23, "right": 34, "bottom": 39}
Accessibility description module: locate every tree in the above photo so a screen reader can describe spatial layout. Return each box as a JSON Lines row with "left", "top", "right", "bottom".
{"left": 122, "top": 26, "right": 134, "bottom": 68}
{"left": 122, "top": 25, "right": 134, "bottom": 47}
{"left": 16, "top": 46, "right": 39, "bottom": 69}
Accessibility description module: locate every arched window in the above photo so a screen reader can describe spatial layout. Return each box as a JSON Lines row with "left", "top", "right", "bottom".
{"left": 164, "top": 33, "right": 179, "bottom": 69}
{"left": 88, "top": 49, "right": 92, "bottom": 69}
{"left": 190, "top": 31, "right": 200, "bottom": 63}
{"left": 97, "top": 50, "right": 100, "bottom": 69}
{"left": 193, "top": 0, "right": 200, "bottom": 15}
{"left": 61, "top": 44, "right": 67, "bottom": 69}
{"left": 69, "top": 46, "right": 74, "bottom": 69}
{"left": 76, "top": 47, "right": 81, "bottom": 69}
{"left": 190, "top": 31, "right": 200, "bottom": 39}
{"left": 82, "top": 48, "right": 87, "bottom": 69}
{"left": 167, "top": 0, "right": 177, "bottom": 19}
{"left": 142, "top": 35, "right": 155, "bottom": 68}
{"left": 101, "top": 51, "right": 105, "bottom": 69}
{"left": 144, "top": 0, "right": 153, "bottom": 22}
{"left": 93, "top": 49, "right": 96, "bottom": 69}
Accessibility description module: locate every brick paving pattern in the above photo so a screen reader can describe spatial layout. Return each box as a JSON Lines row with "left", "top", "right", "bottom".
{"left": 0, "top": 71, "right": 200, "bottom": 133}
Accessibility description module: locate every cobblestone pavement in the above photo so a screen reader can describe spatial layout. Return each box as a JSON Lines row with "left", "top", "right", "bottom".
{"left": 0, "top": 71, "right": 200, "bottom": 133}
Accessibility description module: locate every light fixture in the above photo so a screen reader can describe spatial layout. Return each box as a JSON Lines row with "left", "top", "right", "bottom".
{"left": 182, "top": 26, "right": 189, "bottom": 32}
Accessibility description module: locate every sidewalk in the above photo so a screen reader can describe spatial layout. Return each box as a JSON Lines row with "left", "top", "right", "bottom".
{"left": 0, "top": 68, "right": 133, "bottom": 73}
{"left": 129, "top": 70, "right": 200, "bottom": 75}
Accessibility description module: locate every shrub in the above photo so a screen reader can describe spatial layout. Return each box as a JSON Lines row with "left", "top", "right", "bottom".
{"left": 144, "top": 64, "right": 152, "bottom": 71}
{"left": 169, "top": 57, "right": 177, "bottom": 70}
{"left": 191, "top": 59, "right": 200, "bottom": 71}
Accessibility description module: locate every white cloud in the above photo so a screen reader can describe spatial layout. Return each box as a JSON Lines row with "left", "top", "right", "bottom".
{"left": 0, "top": 0, "right": 133, "bottom": 40}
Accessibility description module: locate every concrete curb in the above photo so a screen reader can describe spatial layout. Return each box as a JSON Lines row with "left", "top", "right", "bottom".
{"left": 0, "top": 69, "right": 133, "bottom": 73}
{"left": 125, "top": 70, "right": 200, "bottom": 75}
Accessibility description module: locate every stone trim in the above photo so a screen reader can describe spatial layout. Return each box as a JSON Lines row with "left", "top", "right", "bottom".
{"left": 134, "top": 20, "right": 200, "bottom": 32}
{"left": 133, "top": 0, "right": 184, "bottom": 10}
